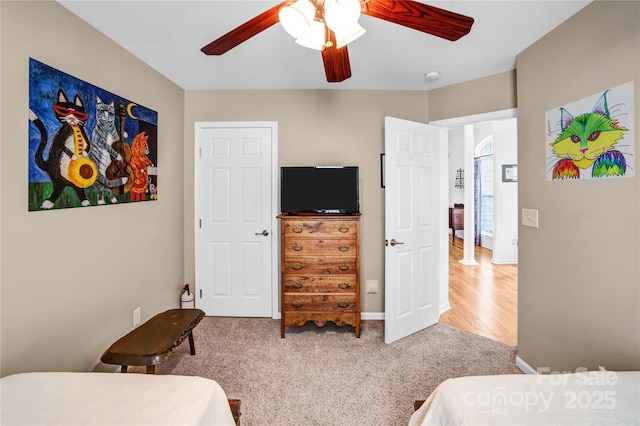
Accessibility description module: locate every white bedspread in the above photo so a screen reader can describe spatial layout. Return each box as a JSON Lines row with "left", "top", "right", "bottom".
{"left": 0, "top": 372, "right": 236, "bottom": 426}
{"left": 409, "top": 371, "right": 640, "bottom": 425}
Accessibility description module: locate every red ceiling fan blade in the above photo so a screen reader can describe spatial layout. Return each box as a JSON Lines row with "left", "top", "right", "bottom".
{"left": 362, "top": 0, "right": 474, "bottom": 41}
{"left": 321, "top": 30, "right": 352, "bottom": 82}
{"left": 201, "top": 1, "right": 294, "bottom": 55}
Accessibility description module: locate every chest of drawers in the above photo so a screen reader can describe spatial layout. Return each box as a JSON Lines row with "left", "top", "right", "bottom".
{"left": 278, "top": 214, "right": 361, "bottom": 337}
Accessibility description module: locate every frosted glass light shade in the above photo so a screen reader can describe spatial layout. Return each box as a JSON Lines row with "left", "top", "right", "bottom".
{"left": 279, "top": 0, "right": 316, "bottom": 39}
{"left": 324, "top": 0, "right": 361, "bottom": 32}
{"left": 295, "top": 21, "right": 327, "bottom": 50}
{"left": 334, "top": 23, "right": 365, "bottom": 48}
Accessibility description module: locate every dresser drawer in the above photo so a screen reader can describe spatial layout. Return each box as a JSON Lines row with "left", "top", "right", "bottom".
{"left": 283, "top": 276, "right": 356, "bottom": 293}
{"left": 283, "top": 220, "right": 358, "bottom": 238}
{"left": 283, "top": 239, "right": 356, "bottom": 257}
{"left": 283, "top": 257, "right": 356, "bottom": 275}
{"left": 284, "top": 294, "right": 357, "bottom": 312}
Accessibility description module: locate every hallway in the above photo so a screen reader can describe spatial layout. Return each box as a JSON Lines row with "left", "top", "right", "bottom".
{"left": 439, "top": 239, "right": 518, "bottom": 346}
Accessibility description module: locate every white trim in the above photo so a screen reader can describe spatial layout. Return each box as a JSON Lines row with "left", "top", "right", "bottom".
{"left": 194, "top": 121, "right": 279, "bottom": 319}
{"left": 491, "top": 258, "right": 518, "bottom": 265}
{"left": 361, "top": 312, "right": 385, "bottom": 320}
{"left": 516, "top": 356, "right": 538, "bottom": 374}
{"left": 430, "top": 108, "right": 518, "bottom": 128}
{"left": 439, "top": 303, "right": 452, "bottom": 316}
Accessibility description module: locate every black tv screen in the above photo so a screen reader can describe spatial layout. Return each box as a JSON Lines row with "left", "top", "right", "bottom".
{"left": 281, "top": 166, "right": 359, "bottom": 214}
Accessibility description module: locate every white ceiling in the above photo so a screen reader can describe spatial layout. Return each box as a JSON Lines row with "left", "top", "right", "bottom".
{"left": 57, "top": 0, "right": 591, "bottom": 91}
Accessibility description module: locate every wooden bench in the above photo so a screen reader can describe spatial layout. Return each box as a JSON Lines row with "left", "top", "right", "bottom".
{"left": 101, "top": 308, "right": 205, "bottom": 374}
{"left": 101, "top": 309, "right": 241, "bottom": 425}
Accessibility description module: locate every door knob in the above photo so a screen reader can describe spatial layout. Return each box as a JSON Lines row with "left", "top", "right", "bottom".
{"left": 389, "top": 239, "right": 404, "bottom": 246}
{"left": 255, "top": 230, "right": 269, "bottom": 236}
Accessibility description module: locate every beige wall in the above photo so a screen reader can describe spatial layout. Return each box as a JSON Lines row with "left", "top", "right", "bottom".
{"left": 0, "top": 1, "right": 185, "bottom": 376}
{"left": 516, "top": 1, "right": 640, "bottom": 371}
{"left": 428, "top": 70, "right": 517, "bottom": 121}
{"left": 184, "top": 90, "right": 429, "bottom": 313}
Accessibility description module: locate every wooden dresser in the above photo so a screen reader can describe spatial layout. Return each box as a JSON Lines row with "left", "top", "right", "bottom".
{"left": 449, "top": 204, "right": 464, "bottom": 242}
{"left": 278, "top": 213, "right": 361, "bottom": 337}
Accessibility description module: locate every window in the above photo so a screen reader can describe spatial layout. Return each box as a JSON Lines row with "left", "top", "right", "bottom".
{"left": 475, "top": 137, "right": 494, "bottom": 235}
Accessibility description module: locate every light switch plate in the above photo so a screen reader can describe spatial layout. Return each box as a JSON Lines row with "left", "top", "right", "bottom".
{"left": 522, "top": 208, "right": 539, "bottom": 228}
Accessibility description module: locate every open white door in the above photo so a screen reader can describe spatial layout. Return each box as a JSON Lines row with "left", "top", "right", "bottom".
{"left": 384, "top": 117, "right": 448, "bottom": 344}
{"left": 195, "top": 122, "right": 278, "bottom": 317}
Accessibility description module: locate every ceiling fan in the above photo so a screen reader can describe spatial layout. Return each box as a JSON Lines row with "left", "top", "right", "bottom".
{"left": 201, "top": 0, "right": 474, "bottom": 83}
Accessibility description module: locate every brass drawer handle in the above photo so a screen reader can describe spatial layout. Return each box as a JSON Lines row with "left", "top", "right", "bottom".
{"left": 291, "top": 263, "right": 304, "bottom": 271}
{"left": 338, "top": 264, "right": 349, "bottom": 271}
{"left": 338, "top": 245, "right": 349, "bottom": 252}
{"left": 292, "top": 282, "right": 303, "bottom": 289}
{"left": 292, "top": 244, "right": 303, "bottom": 251}
{"left": 338, "top": 282, "right": 350, "bottom": 289}
{"left": 338, "top": 226, "right": 349, "bottom": 233}
{"left": 338, "top": 301, "right": 349, "bottom": 308}
{"left": 292, "top": 226, "right": 303, "bottom": 233}
{"left": 292, "top": 300, "right": 303, "bottom": 308}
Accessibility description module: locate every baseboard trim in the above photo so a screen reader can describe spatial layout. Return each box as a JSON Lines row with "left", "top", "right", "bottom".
{"left": 439, "top": 303, "right": 451, "bottom": 316}
{"left": 516, "top": 356, "right": 538, "bottom": 374}
{"left": 491, "top": 258, "right": 518, "bottom": 265}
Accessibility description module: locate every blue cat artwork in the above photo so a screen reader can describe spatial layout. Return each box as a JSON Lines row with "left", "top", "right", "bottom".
{"left": 28, "top": 58, "right": 158, "bottom": 211}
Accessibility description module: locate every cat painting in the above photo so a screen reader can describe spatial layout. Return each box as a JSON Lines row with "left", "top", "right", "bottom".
{"left": 129, "top": 132, "right": 154, "bottom": 201}
{"left": 549, "top": 90, "right": 629, "bottom": 179}
{"left": 89, "top": 97, "right": 128, "bottom": 205}
{"left": 29, "top": 89, "right": 97, "bottom": 209}
{"left": 28, "top": 58, "right": 158, "bottom": 210}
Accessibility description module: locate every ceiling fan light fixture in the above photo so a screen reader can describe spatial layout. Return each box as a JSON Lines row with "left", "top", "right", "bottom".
{"left": 279, "top": 0, "right": 316, "bottom": 39}
{"left": 295, "top": 20, "right": 327, "bottom": 50}
{"left": 334, "top": 23, "right": 366, "bottom": 48}
{"left": 324, "top": 0, "right": 362, "bottom": 32}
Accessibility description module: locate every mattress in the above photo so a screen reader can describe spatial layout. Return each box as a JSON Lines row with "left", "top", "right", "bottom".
{"left": 0, "top": 372, "right": 236, "bottom": 426}
{"left": 409, "top": 370, "right": 640, "bottom": 425}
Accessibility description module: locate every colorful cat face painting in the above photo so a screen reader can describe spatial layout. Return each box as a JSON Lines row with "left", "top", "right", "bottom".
{"left": 547, "top": 84, "right": 634, "bottom": 180}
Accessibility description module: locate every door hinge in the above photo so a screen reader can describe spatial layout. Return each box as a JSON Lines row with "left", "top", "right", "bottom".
{"left": 199, "top": 147, "right": 202, "bottom": 158}
{"left": 199, "top": 219, "right": 202, "bottom": 228}
{"left": 199, "top": 289, "right": 202, "bottom": 298}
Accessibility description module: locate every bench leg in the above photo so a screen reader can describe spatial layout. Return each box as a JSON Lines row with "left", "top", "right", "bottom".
{"left": 120, "top": 365, "right": 128, "bottom": 373}
{"left": 188, "top": 331, "right": 196, "bottom": 355}
{"left": 228, "top": 399, "right": 241, "bottom": 426}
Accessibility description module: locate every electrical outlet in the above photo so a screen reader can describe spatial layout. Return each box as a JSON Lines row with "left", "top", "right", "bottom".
{"left": 366, "top": 280, "right": 378, "bottom": 294}
{"left": 133, "top": 307, "right": 141, "bottom": 327}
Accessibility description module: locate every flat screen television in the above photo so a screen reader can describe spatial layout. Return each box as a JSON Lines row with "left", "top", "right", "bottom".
{"left": 281, "top": 166, "right": 359, "bottom": 214}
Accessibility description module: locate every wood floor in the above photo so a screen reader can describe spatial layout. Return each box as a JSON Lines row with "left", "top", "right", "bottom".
{"left": 439, "top": 239, "right": 518, "bottom": 346}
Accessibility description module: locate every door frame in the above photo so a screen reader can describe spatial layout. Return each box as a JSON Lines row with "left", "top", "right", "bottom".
{"left": 194, "top": 121, "right": 280, "bottom": 319}
{"left": 429, "top": 108, "right": 517, "bottom": 315}
{"left": 430, "top": 108, "right": 516, "bottom": 257}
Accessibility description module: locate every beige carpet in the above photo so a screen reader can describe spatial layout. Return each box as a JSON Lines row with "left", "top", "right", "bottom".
{"left": 155, "top": 318, "right": 521, "bottom": 426}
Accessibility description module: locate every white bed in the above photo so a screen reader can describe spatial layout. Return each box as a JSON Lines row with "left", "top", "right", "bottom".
{"left": 409, "top": 370, "right": 640, "bottom": 425}
{"left": 0, "top": 372, "right": 236, "bottom": 426}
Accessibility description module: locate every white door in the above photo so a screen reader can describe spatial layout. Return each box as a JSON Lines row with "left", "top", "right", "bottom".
{"left": 195, "top": 122, "right": 278, "bottom": 317}
{"left": 384, "top": 117, "right": 448, "bottom": 344}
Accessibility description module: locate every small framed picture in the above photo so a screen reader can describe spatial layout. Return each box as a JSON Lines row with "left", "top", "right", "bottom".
{"left": 380, "top": 153, "right": 385, "bottom": 188}
{"left": 502, "top": 164, "right": 518, "bottom": 182}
